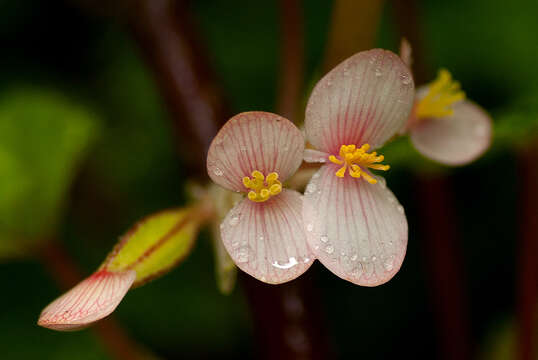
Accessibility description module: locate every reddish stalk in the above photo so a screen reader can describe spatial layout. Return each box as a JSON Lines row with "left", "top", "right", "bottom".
{"left": 128, "top": 0, "right": 229, "bottom": 177}
{"left": 40, "top": 241, "right": 151, "bottom": 360}
{"left": 127, "top": 1, "right": 331, "bottom": 358}
{"left": 276, "top": 0, "right": 304, "bottom": 122}
{"left": 516, "top": 145, "right": 538, "bottom": 360}
{"left": 415, "top": 175, "right": 472, "bottom": 360}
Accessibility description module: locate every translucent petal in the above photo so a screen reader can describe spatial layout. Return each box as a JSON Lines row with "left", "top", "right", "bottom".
{"left": 410, "top": 100, "right": 492, "bottom": 165}
{"left": 38, "top": 270, "right": 136, "bottom": 331}
{"left": 303, "top": 165, "right": 407, "bottom": 286}
{"left": 207, "top": 112, "right": 304, "bottom": 192}
{"left": 220, "top": 189, "right": 314, "bottom": 284}
{"left": 305, "top": 49, "right": 414, "bottom": 154}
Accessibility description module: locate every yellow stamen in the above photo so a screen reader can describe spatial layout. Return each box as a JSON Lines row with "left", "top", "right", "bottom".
{"left": 328, "top": 144, "right": 390, "bottom": 184}
{"left": 415, "top": 68, "right": 465, "bottom": 119}
{"left": 243, "top": 170, "right": 282, "bottom": 202}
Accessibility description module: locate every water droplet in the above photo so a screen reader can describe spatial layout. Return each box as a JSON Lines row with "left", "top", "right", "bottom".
{"left": 229, "top": 214, "right": 240, "bottom": 226}
{"left": 397, "top": 205, "right": 404, "bottom": 213}
{"left": 306, "top": 223, "right": 314, "bottom": 232}
{"left": 369, "top": 55, "right": 377, "bottom": 64}
{"left": 236, "top": 247, "right": 250, "bottom": 263}
{"left": 231, "top": 241, "right": 239, "bottom": 248}
{"left": 371, "top": 255, "right": 377, "bottom": 261}
{"left": 314, "top": 245, "right": 320, "bottom": 250}
{"left": 384, "top": 257, "right": 394, "bottom": 271}
{"left": 352, "top": 264, "right": 364, "bottom": 278}
{"left": 375, "top": 68, "right": 383, "bottom": 77}
{"left": 400, "top": 73, "right": 411, "bottom": 85}
{"left": 320, "top": 235, "right": 329, "bottom": 243}
{"left": 259, "top": 235, "right": 265, "bottom": 241}
{"left": 325, "top": 245, "right": 334, "bottom": 254}
{"left": 272, "top": 257, "right": 298, "bottom": 269}
{"left": 213, "top": 167, "right": 223, "bottom": 176}
{"left": 306, "top": 183, "right": 317, "bottom": 194}
{"left": 340, "top": 251, "right": 346, "bottom": 256}
{"left": 351, "top": 254, "right": 358, "bottom": 261}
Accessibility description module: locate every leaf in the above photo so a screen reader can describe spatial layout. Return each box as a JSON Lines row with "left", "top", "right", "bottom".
{"left": 0, "top": 87, "right": 100, "bottom": 259}
{"left": 102, "top": 207, "right": 208, "bottom": 286}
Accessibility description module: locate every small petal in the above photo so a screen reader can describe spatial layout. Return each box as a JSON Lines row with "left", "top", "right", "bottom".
{"left": 207, "top": 112, "right": 304, "bottom": 192}
{"left": 303, "top": 148, "right": 328, "bottom": 163}
{"left": 303, "top": 165, "right": 407, "bottom": 286}
{"left": 305, "top": 49, "right": 415, "bottom": 154}
{"left": 399, "top": 38, "right": 413, "bottom": 68}
{"left": 38, "top": 270, "right": 136, "bottom": 331}
{"left": 410, "top": 100, "right": 492, "bottom": 165}
{"left": 220, "top": 189, "right": 314, "bottom": 284}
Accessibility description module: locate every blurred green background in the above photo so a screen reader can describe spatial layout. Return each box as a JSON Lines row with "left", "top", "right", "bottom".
{"left": 1, "top": 0, "right": 537, "bottom": 359}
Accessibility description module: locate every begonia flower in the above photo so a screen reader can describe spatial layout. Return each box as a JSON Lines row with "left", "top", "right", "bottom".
{"left": 207, "top": 111, "right": 313, "bottom": 284}
{"left": 400, "top": 40, "right": 492, "bottom": 165}
{"left": 302, "top": 49, "right": 414, "bottom": 286}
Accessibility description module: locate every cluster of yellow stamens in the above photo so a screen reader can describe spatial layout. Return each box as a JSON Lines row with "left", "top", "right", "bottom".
{"left": 329, "top": 144, "right": 389, "bottom": 184}
{"left": 415, "top": 69, "right": 466, "bottom": 119}
{"left": 243, "top": 170, "right": 282, "bottom": 202}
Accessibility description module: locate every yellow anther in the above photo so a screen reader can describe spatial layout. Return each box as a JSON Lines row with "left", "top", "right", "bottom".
{"left": 328, "top": 144, "right": 390, "bottom": 184}
{"left": 415, "top": 68, "right": 465, "bottom": 119}
{"left": 242, "top": 170, "right": 283, "bottom": 202}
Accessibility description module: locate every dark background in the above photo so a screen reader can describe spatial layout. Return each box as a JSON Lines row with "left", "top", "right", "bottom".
{"left": 1, "top": 0, "right": 537, "bottom": 359}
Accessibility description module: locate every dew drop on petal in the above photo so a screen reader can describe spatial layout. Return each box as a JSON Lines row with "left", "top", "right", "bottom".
{"left": 351, "top": 254, "right": 358, "bottom": 261}
{"left": 213, "top": 167, "right": 223, "bottom": 176}
{"left": 400, "top": 73, "right": 411, "bottom": 85}
{"left": 375, "top": 68, "right": 383, "bottom": 77}
{"left": 397, "top": 205, "right": 404, "bottom": 213}
{"left": 305, "top": 183, "right": 317, "bottom": 194}
{"left": 229, "top": 214, "right": 240, "bottom": 226}
{"left": 320, "top": 235, "right": 329, "bottom": 243}
{"left": 306, "top": 223, "right": 314, "bottom": 232}
{"left": 371, "top": 255, "right": 377, "bottom": 261}
{"left": 235, "top": 246, "right": 250, "bottom": 263}
{"left": 384, "top": 257, "right": 395, "bottom": 271}
{"left": 325, "top": 245, "right": 334, "bottom": 254}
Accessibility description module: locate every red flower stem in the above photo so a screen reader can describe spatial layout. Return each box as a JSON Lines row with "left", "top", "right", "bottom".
{"left": 416, "top": 175, "right": 472, "bottom": 360}
{"left": 127, "top": 1, "right": 331, "bottom": 358}
{"left": 40, "top": 241, "right": 151, "bottom": 360}
{"left": 517, "top": 145, "right": 538, "bottom": 360}
{"left": 391, "top": 0, "right": 431, "bottom": 83}
{"left": 127, "top": 0, "right": 229, "bottom": 177}
{"left": 276, "top": 0, "right": 304, "bottom": 122}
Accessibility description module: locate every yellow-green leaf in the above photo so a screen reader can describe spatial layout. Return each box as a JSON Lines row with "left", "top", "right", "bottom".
{"left": 102, "top": 207, "right": 206, "bottom": 286}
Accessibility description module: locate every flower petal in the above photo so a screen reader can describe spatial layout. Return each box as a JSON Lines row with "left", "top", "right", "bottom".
{"left": 303, "top": 165, "right": 407, "bottom": 286}
{"left": 303, "top": 148, "right": 328, "bottom": 163}
{"left": 38, "top": 270, "right": 136, "bottom": 331}
{"left": 410, "top": 100, "right": 492, "bottom": 165}
{"left": 207, "top": 111, "right": 304, "bottom": 192}
{"left": 305, "top": 49, "right": 414, "bottom": 154}
{"left": 220, "top": 189, "right": 314, "bottom": 284}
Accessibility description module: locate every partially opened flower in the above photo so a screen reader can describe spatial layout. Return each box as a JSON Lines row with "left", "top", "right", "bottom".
{"left": 302, "top": 49, "right": 414, "bottom": 286}
{"left": 400, "top": 41, "right": 492, "bottom": 165}
{"left": 207, "top": 111, "right": 313, "bottom": 284}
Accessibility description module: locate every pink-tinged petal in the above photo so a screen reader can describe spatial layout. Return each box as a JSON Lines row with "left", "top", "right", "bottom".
{"left": 305, "top": 49, "right": 415, "bottom": 154}
{"left": 303, "top": 165, "right": 407, "bottom": 286}
{"left": 220, "top": 189, "right": 314, "bottom": 284}
{"left": 207, "top": 111, "right": 304, "bottom": 192}
{"left": 410, "top": 100, "right": 492, "bottom": 165}
{"left": 303, "top": 148, "right": 328, "bottom": 163}
{"left": 38, "top": 270, "right": 136, "bottom": 331}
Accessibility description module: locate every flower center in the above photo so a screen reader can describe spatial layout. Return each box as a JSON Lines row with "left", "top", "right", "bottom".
{"left": 242, "top": 170, "right": 282, "bottom": 202}
{"left": 329, "top": 144, "right": 389, "bottom": 184}
{"left": 415, "top": 69, "right": 465, "bottom": 119}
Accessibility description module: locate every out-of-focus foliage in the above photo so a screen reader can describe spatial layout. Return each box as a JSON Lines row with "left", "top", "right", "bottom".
{"left": 0, "top": 88, "right": 99, "bottom": 259}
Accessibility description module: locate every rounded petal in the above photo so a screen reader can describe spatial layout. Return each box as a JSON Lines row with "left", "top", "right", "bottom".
{"left": 38, "top": 270, "right": 136, "bottom": 331}
{"left": 303, "top": 165, "right": 407, "bottom": 286}
{"left": 220, "top": 189, "right": 314, "bottom": 284}
{"left": 410, "top": 100, "right": 492, "bottom": 165}
{"left": 207, "top": 112, "right": 304, "bottom": 192}
{"left": 305, "top": 49, "right": 415, "bottom": 154}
